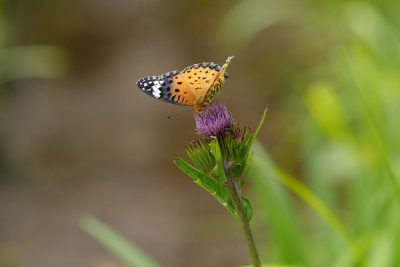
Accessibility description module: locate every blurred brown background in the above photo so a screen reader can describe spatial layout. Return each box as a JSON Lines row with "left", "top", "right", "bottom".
{"left": 1, "top": 0, "right": 338, "bottom": 266}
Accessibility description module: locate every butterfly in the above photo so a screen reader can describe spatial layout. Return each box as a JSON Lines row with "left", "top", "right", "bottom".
{"left": 137, "top": 56, "right": 234, "bottom": 112}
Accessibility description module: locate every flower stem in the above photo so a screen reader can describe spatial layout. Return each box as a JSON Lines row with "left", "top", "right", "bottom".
{"left": 226, "top": 176, "right": 261, "bottom": 267}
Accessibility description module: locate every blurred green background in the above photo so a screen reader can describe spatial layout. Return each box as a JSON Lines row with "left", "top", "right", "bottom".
{"left": 1, "top": 0, "right": 400, "bottom": 266}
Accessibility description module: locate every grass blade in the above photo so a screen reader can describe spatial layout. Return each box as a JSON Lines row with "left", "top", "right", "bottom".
{"left": 252, "top": 107, "right": 268, "bottom": 142}
{"left": 250, "top": 142, "right": 308, "bottom": 264}
{"left": 80, "top": 215, "right": 162, "bottom": 267}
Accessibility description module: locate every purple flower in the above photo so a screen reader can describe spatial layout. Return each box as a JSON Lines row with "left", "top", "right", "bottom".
{"left": 195, "top": 103, "right": 233, "bottom": 137}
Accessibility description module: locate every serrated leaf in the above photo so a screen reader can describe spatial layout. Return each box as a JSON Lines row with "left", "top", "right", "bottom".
{"left": 174, "top": 158, "right": 236, "bottom": 217}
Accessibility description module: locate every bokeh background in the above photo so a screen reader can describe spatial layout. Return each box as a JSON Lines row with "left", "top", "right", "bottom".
{"left": 1, "top": 0, "right": 400, "bottom": 266}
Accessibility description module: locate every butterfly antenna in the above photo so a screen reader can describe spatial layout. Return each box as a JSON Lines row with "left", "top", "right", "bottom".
{"left": 225, "top": 55, "right": 235, "bottom": 64}
{"left": 221, "top": 55, "right": 235, "bottom": 73}
{"left": 210, "top": 55, "right": 235, "bottom": 87}
{"left": 167, "top": 108, "right": 192, "bottom": 119}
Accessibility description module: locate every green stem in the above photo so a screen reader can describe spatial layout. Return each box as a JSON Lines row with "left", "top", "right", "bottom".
{"left": 226, "top": 176, "right": 261, "bottom": 267}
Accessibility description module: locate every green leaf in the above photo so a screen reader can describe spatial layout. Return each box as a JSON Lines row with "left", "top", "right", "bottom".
{"left": 210, "top": 138, "right": 228, "bottom": 183}
{"left": 238, "top": 107, "right": 267, "bottom": 188}
{"left": 275, "top": 169, "right": 363, "bottom": 265}
{"left": 252, "top": 106, "right": 268, "bottom": 143}
{"left": 185, "top": 140, "right": 216, "bottom": 174}
{"left": 174, "top": 158, "right": 236, "bottom": 216}
{"left": 241, "top": 197, "right": 253, "bottom": 222}
{"left": 80, "top": 215, "right": 162, "bottom": 267}
{"left": 250, "top": 142, "right": 308, "bottom": 264}
{"left": 210, "top": 138, "right": 253, "bottom": 222}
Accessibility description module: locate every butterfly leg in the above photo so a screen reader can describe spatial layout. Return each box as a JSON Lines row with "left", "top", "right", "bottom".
{"left": 194, "top": 103, "right": 201, "bottom": 113}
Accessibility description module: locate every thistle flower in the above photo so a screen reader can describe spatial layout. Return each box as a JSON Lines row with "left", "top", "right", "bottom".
{"left": 177, "top": 102, "right": 266, "bottom": 212}
{"left": 194, "top": 103, "right": 233, "bottom": 137}
{"left": 175, "top": 102, "right": 267, "bottom": 267}
{"left": 193, "top": 103, "right": 254, "bottom": 179}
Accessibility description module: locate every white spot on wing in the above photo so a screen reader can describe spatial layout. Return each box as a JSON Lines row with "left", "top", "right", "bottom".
{"left": 153, "top": 80, "right": 162, "bottom": 89}
{"left": 152, "top": 85, "right": 161, "bottom": 94}
{"left": 152, "top": 91, "right": 161, "bottom": 98}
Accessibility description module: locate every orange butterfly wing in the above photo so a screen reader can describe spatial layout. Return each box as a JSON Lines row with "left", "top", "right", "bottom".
{"left": 137, "top": 57, "right": 234, "bottom": 112}
{"left": 170, "top": 64, "right": 221, "bottom": 108}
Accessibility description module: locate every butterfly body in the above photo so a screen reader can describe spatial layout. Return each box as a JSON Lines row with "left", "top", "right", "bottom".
{"left": 137, "top": 56, "right": 234, "bottom": 112}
